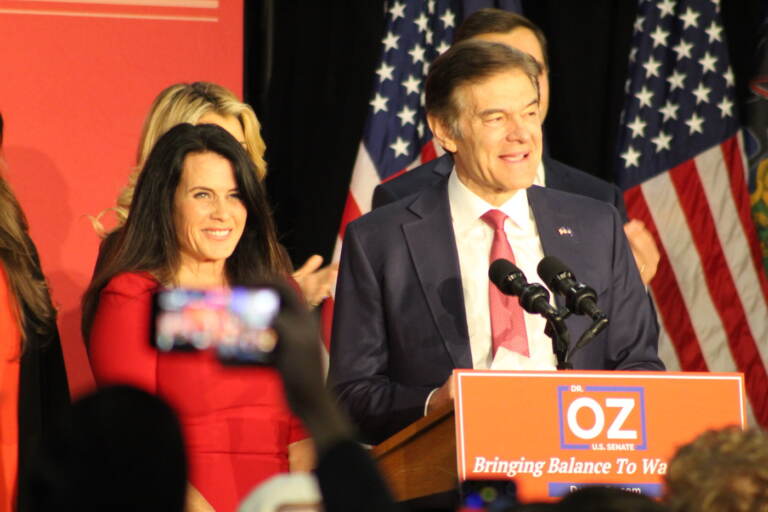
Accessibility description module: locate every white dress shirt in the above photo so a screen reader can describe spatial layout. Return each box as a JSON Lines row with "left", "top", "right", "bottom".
{"left": 534, "top": 161, "right": 546, "bottom": 187}
{"left": 448, "top": 168, "right": 557, "bottom": 371}
{"left": 423, "top": 163, "right": 554, "bottom": 414}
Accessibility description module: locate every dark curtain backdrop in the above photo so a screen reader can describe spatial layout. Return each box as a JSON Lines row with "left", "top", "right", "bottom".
{"left": 245, "top": 0, "right": 760, "bottom": 268}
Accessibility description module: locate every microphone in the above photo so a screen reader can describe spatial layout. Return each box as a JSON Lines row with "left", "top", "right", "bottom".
{"left": 537, "top": 256, "right": 605, "bottom": 321}
{"left": 489, "top": 259, "right": 558, "bottom": 318}
{"left": 490, "top": 258, "right": 572, "bottom": 369}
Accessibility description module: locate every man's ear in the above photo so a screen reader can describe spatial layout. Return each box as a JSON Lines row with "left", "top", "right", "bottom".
{"left": 427, "top": 114, "right": 458, "bottom": 153}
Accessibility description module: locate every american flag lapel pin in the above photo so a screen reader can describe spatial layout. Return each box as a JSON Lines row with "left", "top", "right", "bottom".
{"left": 557, "top": 226, "right": 573, "bottom": 237}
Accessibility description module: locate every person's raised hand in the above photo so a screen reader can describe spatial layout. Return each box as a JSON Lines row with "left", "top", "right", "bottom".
{"left": 624, "top": 219, "right": 660, "bottom": 285}
{"left": 292, "top": 254, "right": 339, "bottom": 307}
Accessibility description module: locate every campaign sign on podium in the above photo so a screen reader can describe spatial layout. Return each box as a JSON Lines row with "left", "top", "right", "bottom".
{"left": 453, "top": 370, "right": 745, "bottom": 500}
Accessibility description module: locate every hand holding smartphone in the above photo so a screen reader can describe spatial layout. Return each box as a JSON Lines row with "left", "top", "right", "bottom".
{"left": 152, "top": 286, "right": 281, "bottom": 365}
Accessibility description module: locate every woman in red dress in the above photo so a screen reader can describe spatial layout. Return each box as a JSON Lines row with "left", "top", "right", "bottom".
{"left": 82, "top": 123, "right": 312, "bottom": 512}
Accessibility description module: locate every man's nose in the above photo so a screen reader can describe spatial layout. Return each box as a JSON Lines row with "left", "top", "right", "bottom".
{"left": 506, "top": 116, "right": 532, "bottom": 142}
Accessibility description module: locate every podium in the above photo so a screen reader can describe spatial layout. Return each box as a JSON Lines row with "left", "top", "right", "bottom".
{"left": 371, "top": 401, "right": 457, "bottom": 502}
{"left": 372, "top": 370, "right": 746, "bottom": 503}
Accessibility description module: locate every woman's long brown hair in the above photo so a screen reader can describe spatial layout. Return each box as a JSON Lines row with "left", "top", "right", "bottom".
{"left": 81, "top": 123, "right": 288, "bottom": 343}
{"left": 0, "top": 174, "right": 57, "bottom": 347}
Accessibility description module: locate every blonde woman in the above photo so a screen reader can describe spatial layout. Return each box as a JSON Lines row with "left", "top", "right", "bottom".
{"left": 97, "top": 82, "right": 336, "bottom": 306}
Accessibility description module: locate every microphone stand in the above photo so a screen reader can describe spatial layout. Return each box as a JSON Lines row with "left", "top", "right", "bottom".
{"left": 542, "top": 308, "right": 572, "bottom": 370}
{"left": 565, "top": 314, "right": 609, "bottom": 363}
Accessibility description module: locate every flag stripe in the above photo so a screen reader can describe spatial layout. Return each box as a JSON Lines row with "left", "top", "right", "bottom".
{"left": 697, "top": 140, "right": 768, "bottom": 369}
{"left": 625, "top": 186, "right": 708, "bottom": 371}
{"left": 643, "top": 163, "right": 759, "bottom": 426}
{"left": 671, "top": 153, "right": 754, "bottom": 362}
{"left": 382, "top": 168, "right": 407, "bottom": 184}
{"left": 656, "top": 328, "right": 682, "bottom": 372}
{"left": 419, "top": 138, "right": 438, "bottom": 164}
{"left": 338, "top": 194, "right": 362, "bottom": 242}
{"left": 670, "top": 155, "right": 768, "bottom": 423}
{"left": 642, "top": 169, "right": 730, "bottom": 370}
{"left": 349, "top": 143, "right": 383, "bottom": 219}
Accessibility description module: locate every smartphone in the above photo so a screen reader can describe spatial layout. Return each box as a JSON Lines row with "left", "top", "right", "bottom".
{"left": 152, "top": 286, "right": 281, "bottom": 365}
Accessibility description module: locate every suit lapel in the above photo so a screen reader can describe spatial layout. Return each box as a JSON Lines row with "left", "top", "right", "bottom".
{"left": 402, "top": 180, "right": 472, "bottom": 369}
{"left": 528, "top": 186, "right": 593, "bottom": 294}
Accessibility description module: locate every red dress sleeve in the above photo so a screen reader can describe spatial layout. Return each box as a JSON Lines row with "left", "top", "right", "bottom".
{"left": 288, "top": 414, "right": 308, "bottom": 444}
{"left": 0, "top": 264, "right": 21, "bottom": 511}
{"left": 88, "top": 273, "right": 159, "bottom": 394}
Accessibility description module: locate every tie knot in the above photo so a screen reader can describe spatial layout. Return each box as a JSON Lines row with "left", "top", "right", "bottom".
{"left": 481, "top": 209, "right": 508, "bottom": 231}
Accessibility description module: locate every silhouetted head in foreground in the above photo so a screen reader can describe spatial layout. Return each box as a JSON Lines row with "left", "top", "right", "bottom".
{"left": 24, "top": 385, "right": 187, "bottom": 512}
{"left": 559, "top": 486, "right": 667, "bottom": 512}
{"left": 664, "top": 426, "right": 768, "bottom": 512}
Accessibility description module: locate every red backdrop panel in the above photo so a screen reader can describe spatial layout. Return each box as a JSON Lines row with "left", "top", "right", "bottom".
{"left": 0, "top": 1, "right": 243, "bottom": 397}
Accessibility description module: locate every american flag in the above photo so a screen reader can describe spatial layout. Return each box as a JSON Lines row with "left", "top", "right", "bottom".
{"left": 321, "top": 0, "right": 458, "bottom": 345}
{"left": 616, "top": 0, "right": 768, "bottom": 426}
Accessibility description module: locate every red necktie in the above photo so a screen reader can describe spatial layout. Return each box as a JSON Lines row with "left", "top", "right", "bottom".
{"left": 480, "top": 209, "right": 530, "bottom": 357}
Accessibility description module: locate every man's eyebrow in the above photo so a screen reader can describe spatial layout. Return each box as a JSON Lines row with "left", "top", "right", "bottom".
{"left": 478, "top": 108, "right": 506, "bottom": 116}
{"left": 523, "top": 98, "right": 539, "bottom": 109}
{"left": 477, "top": 98, "right": 539, "bottom": 117}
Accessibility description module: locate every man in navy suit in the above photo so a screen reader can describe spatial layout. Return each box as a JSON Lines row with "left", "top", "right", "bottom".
{"left": 329, "top": 41, "right": 663, "bottom": 445}
{"left": 372, "top": 9, "right": 659, "bottom": 285}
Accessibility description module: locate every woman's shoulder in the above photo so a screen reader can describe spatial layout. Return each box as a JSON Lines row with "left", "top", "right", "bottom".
{"left": 102, "top": 271, "right": 160, "bottom": 297}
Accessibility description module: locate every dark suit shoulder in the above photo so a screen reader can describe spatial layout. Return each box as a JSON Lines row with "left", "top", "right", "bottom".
{"left": 529, "top": 184, "right": 618, "bottom": 216}
{"left": 543, "top": 157, "right": 628, "bottom": 221}
{"left": 345, "top": 201, "right": 415, "bottom": 259}
{"left": 352, "top": 184, "right": 434, "bottom": 232}
{"left": 372, "top": 154, "right": 451, "bottom": 209}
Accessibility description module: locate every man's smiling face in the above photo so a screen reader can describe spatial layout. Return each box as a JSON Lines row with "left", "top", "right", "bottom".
{"left": 435, "top": 69, "right": 542, "bottom": 206}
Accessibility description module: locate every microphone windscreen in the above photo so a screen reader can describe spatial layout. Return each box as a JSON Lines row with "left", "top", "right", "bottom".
{"left": 537, "top": 256, "right": 569, "bottom": 288}
{"left": 489, "top": 258, "right": 517, "bottom": 287}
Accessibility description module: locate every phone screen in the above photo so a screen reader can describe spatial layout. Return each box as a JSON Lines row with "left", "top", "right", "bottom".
{"left": 152, "top": 286, "right": 280, "bottom": 365}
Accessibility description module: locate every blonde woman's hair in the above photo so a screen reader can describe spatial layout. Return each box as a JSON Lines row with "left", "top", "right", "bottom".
{"left": 102, "top": 82, "right": 267, "bottom": 231}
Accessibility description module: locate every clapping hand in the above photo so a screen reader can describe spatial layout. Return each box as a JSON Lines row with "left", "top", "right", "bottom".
{"left": 292, "top": 254, "right": 339, "bottom": 308}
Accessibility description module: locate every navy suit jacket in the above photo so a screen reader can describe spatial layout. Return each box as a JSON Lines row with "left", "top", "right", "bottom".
{"left": 372, "top": 153, "right": 629, "bottom": 222}
{"left": 329, "top": 179, "right": 662, "bottom": 445}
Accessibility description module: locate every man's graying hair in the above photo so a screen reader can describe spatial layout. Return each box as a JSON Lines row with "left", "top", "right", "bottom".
{"left": 425, "top": 40, "right": 540, "bottom": 138}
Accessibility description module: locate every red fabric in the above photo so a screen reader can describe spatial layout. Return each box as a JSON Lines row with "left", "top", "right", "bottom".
{"left": 88, "top": 272, "right": 307, "bottom": 512}
{"left": 480, "top": 210, "right": 529, "bottom": 357}
{"left": 0, "top": 264, "right": 20, "bottom": 512}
